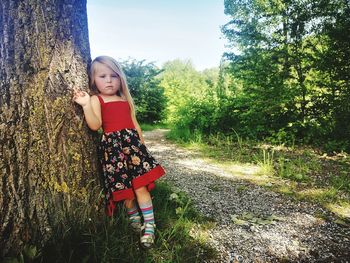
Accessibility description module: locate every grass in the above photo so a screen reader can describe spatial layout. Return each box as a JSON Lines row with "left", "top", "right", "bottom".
{"left": 140, "top": 122, "right": 170, "bottom": 131}
{"left": 3, "top": 123, "right": 219, "bottom": 263}
{"left": 165, "top": 126, "right": 350, "bottom": 220}
{"left": 3, "top": 181, "right": 218, "bottom": 263}
{"left": 6, "top": 123, "right": 349, "bottom": 261}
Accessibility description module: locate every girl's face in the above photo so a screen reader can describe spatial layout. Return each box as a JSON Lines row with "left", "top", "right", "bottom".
{"left": 94, "top": 62, "right": 121, "bottom": 96}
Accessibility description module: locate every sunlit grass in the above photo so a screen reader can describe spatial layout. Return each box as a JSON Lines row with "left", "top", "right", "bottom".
{"left": 296, "top": 187, "right": 338, "bottom": 202}
{"left": 325, "top": 202, "right": 350, "bottom": 219}
{"left": 140, "top": 121, "right": 170, "bottom": 131}
{"left": 165, "top": 127, "right": 350, "bottom": 220}
{"left": 254, "top": 149, "right": 275, "bottom": 176}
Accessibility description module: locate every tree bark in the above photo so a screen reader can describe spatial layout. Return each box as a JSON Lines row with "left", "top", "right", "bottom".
{"left": 0, "top": 0, "right": 99, "bottom": 257}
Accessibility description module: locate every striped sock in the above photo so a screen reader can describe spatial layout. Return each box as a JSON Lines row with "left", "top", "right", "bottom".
{"left": 139, "top": 199, "right": 155, "bottom": 236}
{"left": 126, "top": 201, "right": 141, "bottom": 224}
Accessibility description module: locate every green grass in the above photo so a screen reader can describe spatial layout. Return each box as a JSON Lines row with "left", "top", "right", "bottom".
{"left": 5, "top": 181, "right": 218, "bottom": 263}
{"left": 4, "top": 126, "right": 349, "bottom": 262}
{"left": 165, "top": 127, "right": 350, "bottom": 219}
{"left": 140, "top": 122, "right": 170, "bottom": 131}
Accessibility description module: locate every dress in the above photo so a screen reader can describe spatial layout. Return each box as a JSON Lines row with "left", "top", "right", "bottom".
{"left": 97, "top": 95, "right": 166, "bottom": 216}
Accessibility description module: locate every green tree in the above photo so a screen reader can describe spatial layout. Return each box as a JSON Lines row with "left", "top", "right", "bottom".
{"left": 221, "top": 0, "right": 350, "bottom": 150}
{"left": 314, "top": 0, "right": 350, "bottom": 147}
{"left": 159, "top": 60, "right": 218, "bottom": 135}
{"left": 120, "top": 59, "right": 166, "bottom": 123}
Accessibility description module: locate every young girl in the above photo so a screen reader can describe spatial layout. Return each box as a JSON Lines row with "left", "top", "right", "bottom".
{"left": 73, "top": 55, "right": 166, "bottom": 248}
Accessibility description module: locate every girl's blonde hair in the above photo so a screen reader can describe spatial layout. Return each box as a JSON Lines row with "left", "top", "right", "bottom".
{"left": 89, "top": 55, "right": 138, "bottom": 125}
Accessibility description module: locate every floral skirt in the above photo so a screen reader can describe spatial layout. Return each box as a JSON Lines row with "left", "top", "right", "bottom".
{"left": 98, "top": 128, "right": 166, "bottom": 216}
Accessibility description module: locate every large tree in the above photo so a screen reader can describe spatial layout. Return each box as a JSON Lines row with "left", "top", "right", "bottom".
{"left": 0, "top": 0, "right": 99, "bottom": 257}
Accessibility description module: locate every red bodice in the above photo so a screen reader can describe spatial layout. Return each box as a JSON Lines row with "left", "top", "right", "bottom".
{"left": 97, "top": 95, "right": 136, "bottom": 132}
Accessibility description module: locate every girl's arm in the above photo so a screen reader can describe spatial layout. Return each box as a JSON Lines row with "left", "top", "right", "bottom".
{"left": 73, "top": 90, "right": 102, "bottom": 131}
{"left": 83, "top": 95, "right": 102, "bottom": 131}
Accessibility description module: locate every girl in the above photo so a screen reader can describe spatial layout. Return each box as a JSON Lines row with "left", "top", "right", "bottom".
{"left": 73, "top": 55, "right": 166, "bottom": 248}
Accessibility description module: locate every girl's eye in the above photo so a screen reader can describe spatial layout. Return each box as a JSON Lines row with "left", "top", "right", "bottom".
{"left": 112, "top": 75, "right": 118, "bottom": 78}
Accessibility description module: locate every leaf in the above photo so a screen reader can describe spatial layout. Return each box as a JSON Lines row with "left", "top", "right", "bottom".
{"left": 258, "top": 219, "right": 273, "bottom": 225}
{"left": 175, "top": 207, "right": 183, "bottom": 215}
{"left": 242, "top": 212, "right": 253, "bottom": 220}
{"left": 169, "top": 193, "right": 179, "bottom": 201}
{"left": 230, "top": 214, "right": 239, "bottom": 220}
{"left": 232, "top": 218, "right": 248, "bottom": 226}
{"left": 23, "top": 245, "right": 37, "bottom": 259}
{"left": 267, "top": 214, "right": 283, "bottom": 221}
{"left": 250, "top": 217, "right": 258, "bottom": 223}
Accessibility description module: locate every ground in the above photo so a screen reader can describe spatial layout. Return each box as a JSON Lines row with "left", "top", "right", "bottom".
{"left": 144, "top": 129, "right": 350, "bottom": 263}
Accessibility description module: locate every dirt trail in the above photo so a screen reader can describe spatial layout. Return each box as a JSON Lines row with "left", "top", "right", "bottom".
{"left": 144, "top": 129, "right": 350, "bottom": 263}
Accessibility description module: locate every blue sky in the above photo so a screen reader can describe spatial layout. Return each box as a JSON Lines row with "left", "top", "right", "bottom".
{"left": 87, "top": 0, "right": 230, "bottom": 70}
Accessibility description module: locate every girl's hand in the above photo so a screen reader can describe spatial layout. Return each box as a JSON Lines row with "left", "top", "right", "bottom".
{"left": 73, "top": 88, "right": 90, "bottom": 107}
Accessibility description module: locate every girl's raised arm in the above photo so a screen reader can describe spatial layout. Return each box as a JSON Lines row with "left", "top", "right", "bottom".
{"left": 73, "top": 89, "right": 102, "bottom": 131}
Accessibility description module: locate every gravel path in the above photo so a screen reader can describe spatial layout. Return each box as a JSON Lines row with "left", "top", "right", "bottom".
{"left": 144, "top": 129, "right": 350, "bottom": 263}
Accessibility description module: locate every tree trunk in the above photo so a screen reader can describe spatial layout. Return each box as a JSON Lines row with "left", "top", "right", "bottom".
{"left": 0, "top": 0, "right": 99, "bottom": 257}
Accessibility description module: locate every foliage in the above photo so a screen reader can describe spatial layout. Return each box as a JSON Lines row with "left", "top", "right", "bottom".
{"left": 220, "top": 0, "right": 350, "bottom": 151}
{"left": 120, "top": 58, "right": 167, "bottom": 124}
{"left": 157, "top": 1, "right": 348, "bottom": 152}
{"left": 159, "top": 59, "right": 221, "bottom": 135}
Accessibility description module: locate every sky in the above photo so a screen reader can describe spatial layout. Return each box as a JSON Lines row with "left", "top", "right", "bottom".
{"left": 87, "top": 0, "right": 231, "bottom": 71}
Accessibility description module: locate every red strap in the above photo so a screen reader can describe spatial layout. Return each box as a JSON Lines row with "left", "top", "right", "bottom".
{"left": 97, "top": 95, "right": 104, "bottom": 105}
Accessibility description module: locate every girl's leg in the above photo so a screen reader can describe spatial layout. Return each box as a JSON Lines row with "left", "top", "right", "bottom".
{"left": 124, "top": 198, "right": 141, "bottom": 230}
{"left": 134, "top": 186, "right": 155, "bottom": 239}
{"left": 124, "top": 198, "right": 136, "bottom": 209}
{"left": 134, "top": 186, "right": 152, "bottom": 204}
